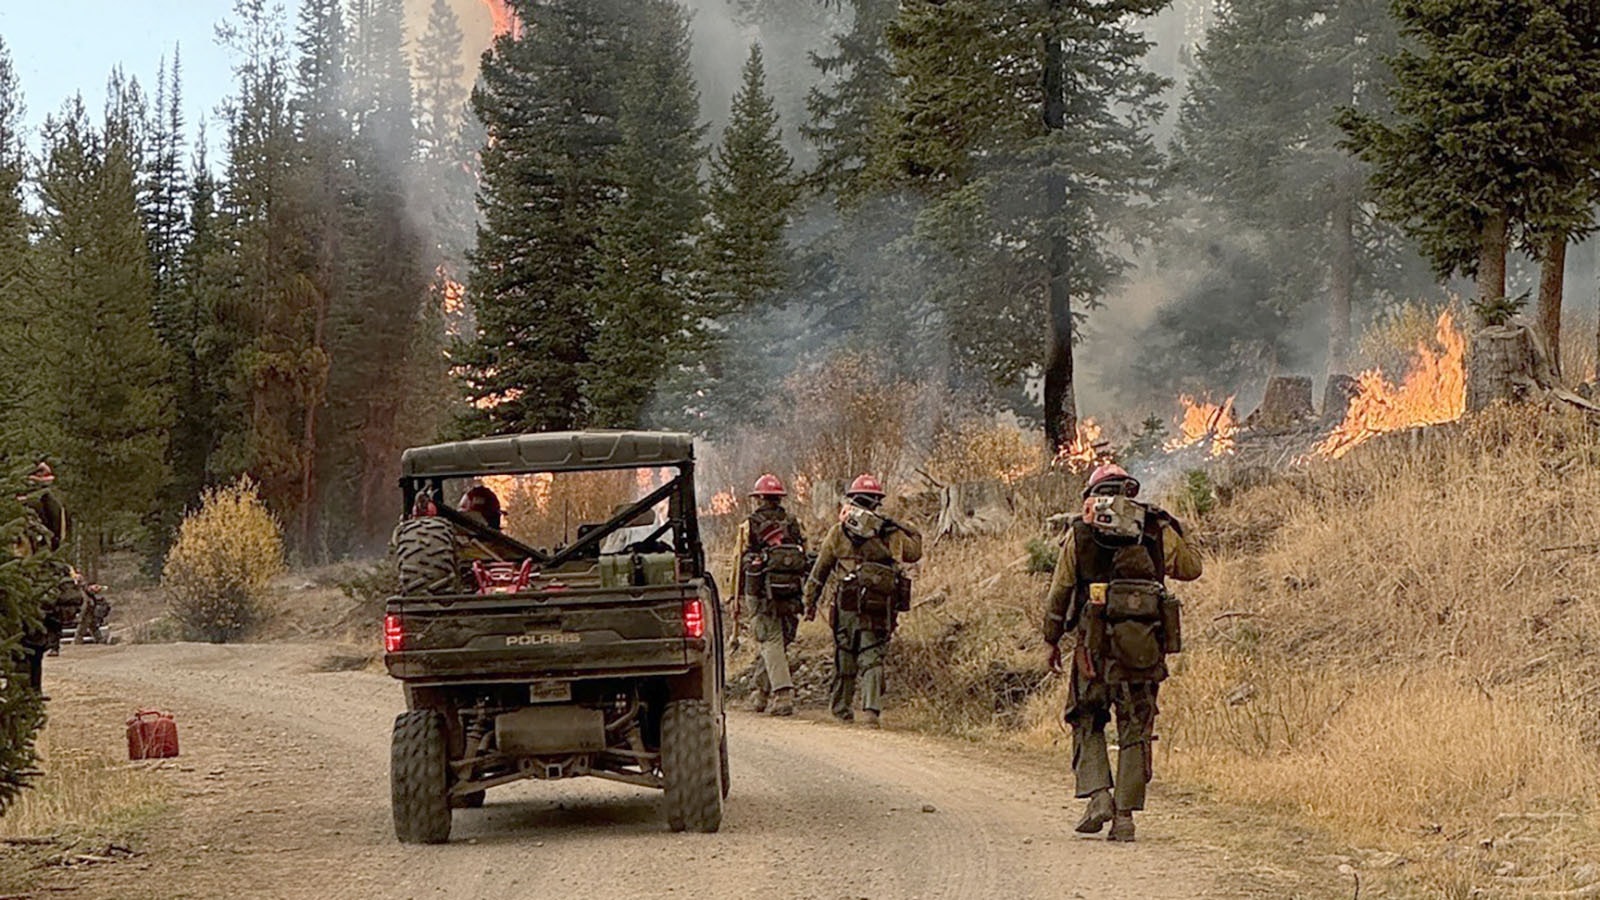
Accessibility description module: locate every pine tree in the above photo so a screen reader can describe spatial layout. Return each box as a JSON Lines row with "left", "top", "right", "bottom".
{"left": 286, "top": 0, "right": 350, "bottom": 556}
{"left": 32, "top": 90, "right": 171, "bottom": 570}
{"left": 413, "top": 0, "right": 475, "bottom": 288}
{"left": 215, "top": 0, "right": 327, "bottom": 549}
{"left": 457, "top": 0, "right": 637, "bottom": 434}
{"left": 582, "top": 0, "right": 707, "bottom": 428}
{"left": 146, "top": 50, "right": 188, "bottom": 301}
{"left": 1172, "top": 0, "right": 1427, "bottom": 375}
{"left": 168, "top": 135, "right": 229, "bottom": 514}
{"left": 145, "top": 50, "right": 199, "bottom": 560}
{"left": 1339, "top": 0, "right": 1600, "bottom": 336}
{"left": 415, "top": 0, "right": 466, "bottom": 156}
{"left": 332, "top": 0, "right": 433, "bottom": 548}
{"left": 705, "top": 45, "right": 799, "bottom": 314}
{"left": 347, "top": 0, "right": 412, "bottom": 170}
{"left": 803, "top": 0, "right": 897, "bottom": 198}
{"left": 696, "top": 43, "right": 800, "bottom": 429}
{"left": 0, "top": 463, "right": 53, "bottom": 815}
{"left": 858, "top": 0, "right": 1168, "bottom": 448}
{"left": 0, "top": 36, "right": 35, "bottom": 446}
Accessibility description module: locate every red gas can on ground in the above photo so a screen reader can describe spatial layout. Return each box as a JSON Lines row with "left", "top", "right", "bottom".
{"left": 126, "top": 709, "right": 180, "bottom": 760}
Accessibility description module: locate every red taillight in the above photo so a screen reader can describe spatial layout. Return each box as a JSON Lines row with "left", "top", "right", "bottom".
{"left": 682, "top": 598, "right": 705, "bottom": 639}
{"left": 384, "top": 614, "right": 404, "bottom": 653}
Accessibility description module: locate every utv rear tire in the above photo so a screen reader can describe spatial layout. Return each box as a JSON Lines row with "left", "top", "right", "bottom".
{"left": 719, "top": 731, "right": 730, "bottom": 799}
{"left": 394, "top": 517, "right": 461, "bottom": 596}
{"left": 661, "top": 699, "right": 723, "bottom": 833}
{"left": 392, "top": 711, "right": 452, "bottom": 844}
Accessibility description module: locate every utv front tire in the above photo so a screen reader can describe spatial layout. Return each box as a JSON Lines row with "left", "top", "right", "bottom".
{"left": 392, "top": 710, "right": 452, "bottom": 844}
{"left": 393, "top": 517, "right": 461, "bottom": 596}
{"left": 661, "top": 699, "right": 723, "bottom": 833}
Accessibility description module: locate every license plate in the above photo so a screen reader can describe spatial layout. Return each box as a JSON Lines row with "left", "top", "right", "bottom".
{"left": 529, "top": 681, "right": 572, "bottom": 703}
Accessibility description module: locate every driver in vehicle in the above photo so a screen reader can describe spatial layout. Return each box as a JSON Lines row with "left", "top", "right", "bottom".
{"left": 459, "top": 485, "right": 503, "bottom": 530}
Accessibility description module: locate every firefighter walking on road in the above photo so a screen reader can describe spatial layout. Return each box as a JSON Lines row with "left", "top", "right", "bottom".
{"left": 804, "top": 474, "right": 921, "bottom": 729}
{"left": 1043, "top": 463, "right": 1201, "bottom": 842}
{"left": 738, "top": 474, "right": 809, "bottom": 717}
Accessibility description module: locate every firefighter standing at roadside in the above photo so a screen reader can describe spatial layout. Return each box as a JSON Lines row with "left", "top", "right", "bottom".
{"left": 17, "top": 462, "right": 70, "bottom": 692}
{"left": 1044, "top": 463, "right": 1201, "bottom": 842}
{"left": 803, "top": 474, "right": 921, "bottom": 729}
{"left": 737, "top": 474, "right": 808, "bottom": 717}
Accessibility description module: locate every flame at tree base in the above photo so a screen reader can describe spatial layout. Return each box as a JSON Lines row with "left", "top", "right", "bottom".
{"left": 1166, "top": 395, "right": 1239, "bottom": 457}
{"left": 1055, "top": 419, "right": 1110, "bottom": 473}
{"left": 1316, "top": 310, "right": 1466, "bottom": 459}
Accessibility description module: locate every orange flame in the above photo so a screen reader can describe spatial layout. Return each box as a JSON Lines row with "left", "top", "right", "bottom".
{"left": 1165, "top": 395, "right": 1239, "bottom": 458}
{"left": 480, "top": 472, "right": 553, "bottom": 516}
{"left": 1315, "top": 310, "right": 1466, "bottom": 460}
{"left": 471, "top": 386, "right": 522, "bottom": 411}
{"left": 1054, "top": 419, "right": 1110, "bottom": 473}
{"left": 705, "top": 490, "right": 738, "bottom": 517}
{"left": 480, "top": 0, "right": 521, "bottom": 39}
{"left": 433, "top": 264, "right": 468, "bottom": 339}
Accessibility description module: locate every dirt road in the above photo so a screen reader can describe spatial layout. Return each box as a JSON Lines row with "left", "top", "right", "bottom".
{"left": 40, "top": 643, "right": 1238, "bottom": 900}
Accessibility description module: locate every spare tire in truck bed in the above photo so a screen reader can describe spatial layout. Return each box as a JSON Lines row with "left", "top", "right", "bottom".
{"left": 393, "top": 517, "right": 461, "bottom": 596}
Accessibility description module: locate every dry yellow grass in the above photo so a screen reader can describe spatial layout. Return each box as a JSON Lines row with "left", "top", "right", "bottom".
{"left": 846, "top": 404, "right": 1600, "bottom": 895}
{"left": 0, "top": 715, "right": 169, "bottom": 840}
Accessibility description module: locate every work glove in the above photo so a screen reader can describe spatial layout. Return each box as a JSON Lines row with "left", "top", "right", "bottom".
{"left": 1046, "top": 642, "right": 1063, "bottom": 675}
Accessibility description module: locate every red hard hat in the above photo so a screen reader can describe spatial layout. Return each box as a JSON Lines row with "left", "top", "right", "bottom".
{"left": 846, "top": 474, "right": 886, "bottom": 498}
{"left": 750, "top": 473, "right": 787, "bottom": 497}
{"left": 1083, "top": 463, "right": 1139, "bottom": 498}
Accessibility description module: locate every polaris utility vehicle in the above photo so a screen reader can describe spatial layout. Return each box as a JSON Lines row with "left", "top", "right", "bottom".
{"left": 384, "top": 431, "right": 726, "bottom": 844}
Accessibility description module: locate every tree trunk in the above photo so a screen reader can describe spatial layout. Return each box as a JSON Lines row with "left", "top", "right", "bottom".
{"left": 1040, "top": 0, "right": 1075, "bottom": 456}
{"left": 1476, "top": 208, "right": 1509, "bottom": 305}
{"left": 1467, "top": 325, "right": 1542, "bottom": 411}
{"left": 1328, "top": 169, "right": 1357, "bottom": 375}
{"left": 1537, "top": 231, "right": 1567, "bottom": 376}
{"left": 1323, "top": 373, "right": 1360, "bottom": 424}
{"left": 1246, "top": 375, "right": 1315, "bottom": 430}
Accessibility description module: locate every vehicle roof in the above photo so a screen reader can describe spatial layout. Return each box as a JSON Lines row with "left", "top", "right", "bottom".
{"left": 401, "top": 431, "right": 696, "bottom": 479}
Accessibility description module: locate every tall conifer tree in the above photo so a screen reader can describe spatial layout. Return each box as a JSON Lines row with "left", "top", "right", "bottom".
{"left": 696, "top": 43, "right": 799, "bottom": 429}
{"left": 457, "top": 0, "right": 636, "bottom": 434}
{"left": 583, "top": 1, "right": 707, "bottom": 428}
{"left": 33, "top": 91, "right": 171, "bottom": 570}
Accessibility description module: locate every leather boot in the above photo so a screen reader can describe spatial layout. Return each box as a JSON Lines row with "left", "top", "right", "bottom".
{"left": 769, "top": 688, "right": 795, "bottom": 717}
{"left": 1075, "top": 789, "right": 1114, "bottom": 834}
{"left": 1108, "top": 811, "right": 1136, "bottom": 842}
{"left": 859, "top": 709, "right": 880, "bottom": 729}
{"left": 747, "top": 690, "right": 769, "bottom": 713}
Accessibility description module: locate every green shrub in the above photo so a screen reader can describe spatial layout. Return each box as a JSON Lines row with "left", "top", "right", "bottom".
{"left": 161, "top": 478, "right": 285, "bottom": 642}
{"left": 1024, "top": 536, "right": 1057, "bottom": 574}
{"left": 0, "top": 464, "right": 56, "bottom": 814}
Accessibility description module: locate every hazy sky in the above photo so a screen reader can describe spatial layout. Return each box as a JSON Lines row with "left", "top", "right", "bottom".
{"left": 1, "top": 1, "right": 499, "bottom": 159}
{"left": 2, "top": 2, "right": 255, "bottom": 154}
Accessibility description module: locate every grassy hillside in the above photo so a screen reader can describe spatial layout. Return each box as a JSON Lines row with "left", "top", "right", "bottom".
{"left": 868, "top": 403, "right": 1600, "bottom": 896}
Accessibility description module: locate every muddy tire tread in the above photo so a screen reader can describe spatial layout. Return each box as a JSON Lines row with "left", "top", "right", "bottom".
{"left": 661, "top": 699, "right": 723, "bottom": 833}
{"left": 391, "top": 710, "right": 452, "bottom": 844}
{"left": 393, "top": 517, "right": 460, "bottom": 596}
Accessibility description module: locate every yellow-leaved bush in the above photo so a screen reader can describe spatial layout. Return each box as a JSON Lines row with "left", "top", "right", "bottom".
{"left": 161, "top": 478, "right": 285, "bottom": 642}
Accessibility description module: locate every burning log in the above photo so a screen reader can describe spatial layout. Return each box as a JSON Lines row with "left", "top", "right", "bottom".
{"left": 1315, "top": 310, "right": 1466, "bottom": 459}
{"left": 1166, "top": 396, "right": 1239, "bottom": 457}
{"left": 1245, "top": 376, "right": 1315, "bottom": 431}
{"left": 1323, "top": 374, "right": 1359, "bottom": 424}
